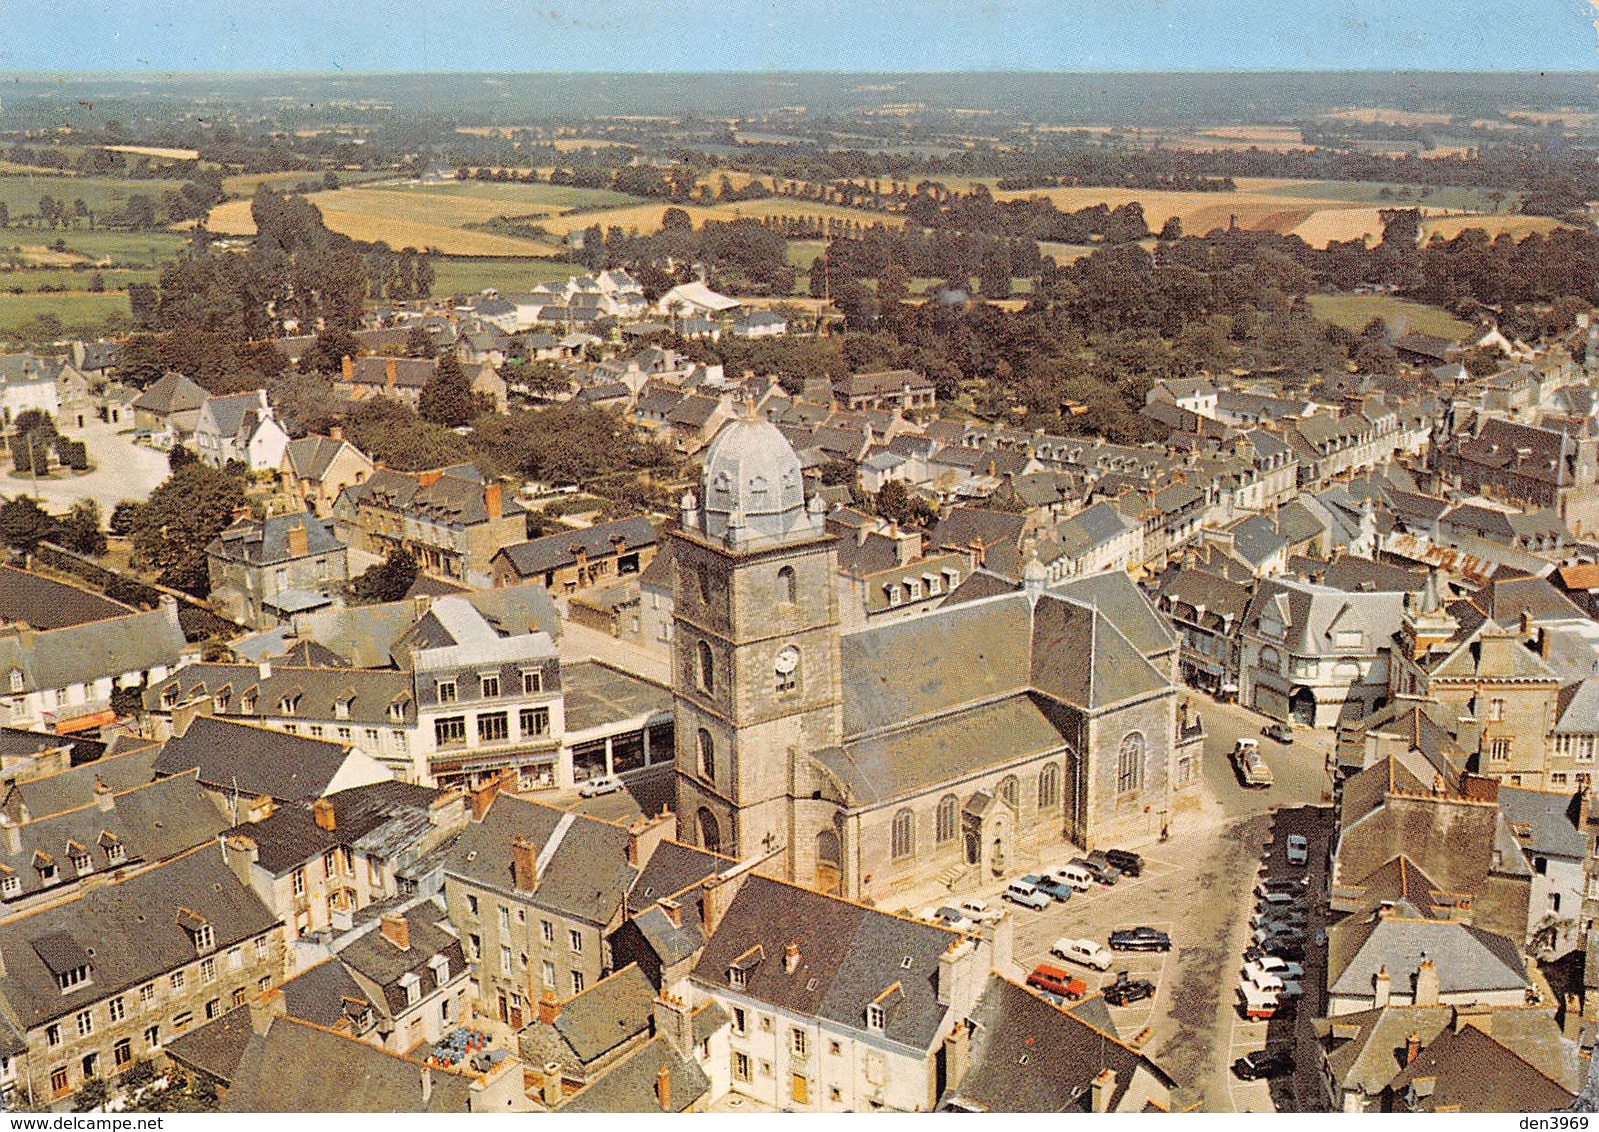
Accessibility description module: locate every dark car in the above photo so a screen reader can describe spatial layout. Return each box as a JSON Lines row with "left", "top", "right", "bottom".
{"left": 1103, "top": 972, "right": 1156, "bottom": 1006}
{"left": 1080, "top": 852, "right": 1122, "bottom": 885}
{"left": 1109, "top": 927, "right": 1172, "bottom": 952}
{"left": 1261, "top": 722, "right": 1295, "bottom": 744}
{"left": 1232, "top": 1047, "right": 1295, "bottom": 1081}
{"left": 1022, "top": 873, "right": 1075, "bottom": 903}
{"left": 1103, "top": 849, "right": 1144, "bottom": 878}
{"left": 1260, "top": 935, "right": 1306, "bottom": 961}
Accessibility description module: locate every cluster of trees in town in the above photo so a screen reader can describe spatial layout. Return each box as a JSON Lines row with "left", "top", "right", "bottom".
{"left": 567, "top": 212, "right": 797, "bottom": 296}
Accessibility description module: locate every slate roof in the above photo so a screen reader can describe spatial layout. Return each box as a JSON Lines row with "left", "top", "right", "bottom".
{"left": 0, "top": 602, "right": 186, "bottom": 696}
{"left": 550, "top": 962, "right": 655, "bottom": 1064}
{"left": 1242, "top": 578, "right": 1405, "bottom": 657}
{"left": 558, "top": 1034, "right": 709, "bottom": 1113}
{"left": 929, "top": 508, "right": 1028, "bottom": 578}
{"left": 132, "top": 371, "right": 207, "bottom": 416}
{"left": 222, "top": 1015, "right": 478, "bottom": 1112}
{"left": 1498, "top": 786, "right": 1587, "bottom": 861}
{"left": 335, "top": 903, "right": 466, "bottom": 1019}
{"left": 691, "top": 874, "right": 961, "bottom": 1050}
{"left": 0, "top": 848, "right": 277, "bottom": 1029}
{"left": 0, "top": 565, "right": 133, "bottom": 629}
{"left": 624, "top": 840, "right": 726, "bottom": 916}
{"left": 6, "top": 744, "right": 161, "bottom": 821}
{"left": 147, "top": 662, "right": 414, "bottom": 727}
{"left": 283, "top": 435, "right": 369, "bottom": 483}
{"left": 198, "top": 391, "right": 271, "bottom": 439}
{"left": 1054, "top": 502, "right": 1134, "bottom": 559}
{"left": 162, "top": 1003, "right": 257, "bottom": 1085}
{"left": 1230, "top": 515, "right": 1288, "bottom": 567}
{"left": 207, "top": 512, "right": 344, "bottom": 566}
{"left": 346, "top": 356, "right": 437, "bottom": 390}
{"left": 493, "top": 517, "right": 657, "bottom": 580}
{"left": 154, "top": 716, "right": 367, "bottom": 804}
{"left": 1156, "top": 568, "right": 1253, "bottom": 627}
{"left": 294, "top": 583, "right": 559, "bottom": 668}
{"left": 944, "top": 975, "right": 1173, "bottom": 1112}
{"left": 1386, "top": 1022, "right": 1573, "bottom": 1112}
{"left": 225, "top": 781, "right": 441, "bottom": 875}
{"left": 1316, "top": 1004, "right": 1454, "bottom": 1101}
{"left": 1326, "top": 914, "right": 1528, "bottom": 999}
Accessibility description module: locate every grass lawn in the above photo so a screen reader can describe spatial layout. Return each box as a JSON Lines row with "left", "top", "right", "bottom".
{"left": 0, "top": 290, "right": 129, "bottom": 336}
{"left": 0, "top": 174, "right": 187, "bottom": 219}
{"left": 1307, "top": 292, "right": 1473, "bottom": 339}
{"left": 51, "top": 230, "right": 188, "bottom": 266}
{"left": 0, "top": 266, "right": 158, "bottom": 292}
{"left": 429, "top": 257, "right": 583, "bottom": 298}
{"left": 786, "top": 239, "right": 827, "bottom": 269}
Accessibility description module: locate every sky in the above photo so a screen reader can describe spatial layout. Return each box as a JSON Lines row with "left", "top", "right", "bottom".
{"left": 1, "top": 0, "right": 1596, "bottom": 73}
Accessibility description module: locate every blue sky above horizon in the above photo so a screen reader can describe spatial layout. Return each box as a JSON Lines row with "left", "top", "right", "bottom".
{"left": 2, "top": 1, "right": 1596, "bottom": 73}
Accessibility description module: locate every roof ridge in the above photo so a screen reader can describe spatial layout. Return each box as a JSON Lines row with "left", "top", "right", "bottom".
{"left": 22, "top": 766, "right": 202, "bottom": 825}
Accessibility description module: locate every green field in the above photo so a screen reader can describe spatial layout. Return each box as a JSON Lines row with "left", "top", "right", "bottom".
{"left": 1263, "top": 180, "right": 1520, "bottom": 213}
{"left": 382, "top": 181, "right": 642, "bottom": 210}
{"left": 1307, "top": 292, "right": 1473, "bottom": 339}
{"left": 48, "top": 230, "right": 188, "bottom": 266}
{"left": 0, "top": 174, "right": 187, "bottom": 220}
{"left": 0, "top": 290, "right": 129, "bottom": 336}
{"left": 0, "top": 266, "right": 159, "bottom": 293}
{"left": 429, "top": 257, "right": 584, "bottom": 298}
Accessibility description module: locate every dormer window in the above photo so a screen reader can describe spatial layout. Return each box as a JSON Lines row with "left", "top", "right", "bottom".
{"left": 214, "top": 686, "right": 231, "bottom": 713}
{"left": 34, "top": 851, "right": 55, "bottom": 883}
{"left": 388, "top": 698, "right": 407, "bottom": 723}
{"left": 728, "top": 943, "right": 763, "bottom": 989}
{"left": 278, "top": 694, "right": 299, "bottom": 717}
{"left": 160, "top": 685, "right": 179, "bottom": 710}
{"left": 106, "top": 843, "right": 125, "bottom": 865}
{"left": 334, "top": 696, "right": 352, "bottom": 721}
{"left": 479, "top": 674, "right": 500, "bottom": 699}
{"left": 429, "top": 954, "right": 449, "bottom": 983}
{"left": 729, "top": 967, "right": 747, "bottom": 990}
{"left": 7, "top": 669, "right": 21, "bottom": 694}
{"left": 241, "top": 689, "right": 257, "bottom": 714}
{"left": 0, "top": 874, "right": 17, "bottom": 898}
{"left": 69, "top": 850, "right": 90, "bottom": 874}
{"left": 400, "top": 971, "right": 421, "bottom": 1006}
{"left": 177, "top": 909, "right": 215, "bottom": 954}
{"left": 437, "top": 680, "right": 457, "bottom": 704}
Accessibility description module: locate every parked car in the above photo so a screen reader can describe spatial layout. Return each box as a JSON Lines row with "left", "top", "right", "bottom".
{"left": 1238, "top": 982, "right": 1280, "bottom": 1020}
{"left": 1258, "top": 876, "right": 1309, "bottom": 896}
{"left": 932, "top": 907, "right": 977, "bottom": 932}
{"left": 1233, "top": 1047, "right": 1295, "bottom": 1080}
{"left": 1002, "top": 880, "right": 1051, "bottom": 911}
{"left": 1232, "top": 738, "right": 1274, "bottom": 789}
{"left": 1102, "top": 848, "right": 1144, "bottom": 877}
{"left": 1022, "top": 873, "right": 1076, "bottom": 903}
{"left": 1259, "top": 935, "right": 1306, "bottom": 961}
{"left": 1251, "top": 911, "right": 1306, "bottom": 933}
{"left": 1261, "top": 721, "right": 1295, "bottom": 744}
{"left": 1085, "top": 851, "right": 1124, "bottom": 884}
{"left": 1257, "top": 890, "right": 1303, "bottom": 910}
{"left": 1252, "top": 925, "right": 1305, "bottom": 950}
{"left": 1103, "top": 971, "right": 1156, "bottom": 1006}
{"left": 577, "top": 773, "right": 624, "bottom": 798}
{"left": 1286, "top": 834, "right": 1309, "bottom": 866}
{"left": 1109, "top": 927, "right": 1172, "bottom": 952}
{"left": 1244, "top": 955, "right": 1304, "bottom": 982}
{"left": 954, "top": 898, "right": 1004, "bottom": 925}
{"left": 1069, "top": 856, "right": 1118, "bottom": 886}
{"left": 1026, "top": 963, "right": 1087, "bottom": 1001}
{"left": 1051, "top": 937, "right": 1114, "bottom": 971}
{"left": 1051, "top": 863, "right": 1095, "bottom": 891}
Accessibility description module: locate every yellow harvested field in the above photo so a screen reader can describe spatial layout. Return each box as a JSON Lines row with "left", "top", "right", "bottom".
{"left": 206, "top": 195, "right": 562, "bottom": 255}
{"left": 1200, "top": 125, "right": 1304, "bottom": 142}
{"left": 1289, "top": 207, "right": 1392, "bottom": 246}
{"left": 105, "top": 144, "right": 200, "bottom": 161}
{"left": 1324, "top": 108, "right": 1453, "bottom": 127}
{"left": 306, "top": 187, "right": 557, "bottom": 226}
{"left": 550, "top": 137, "right": 633, "bottom": 152}
{"left": 1421, "top": 214, "right": 1568, "bottom": 241}
{"left": 18, "top": 245, "right": 85, "bottom": 267}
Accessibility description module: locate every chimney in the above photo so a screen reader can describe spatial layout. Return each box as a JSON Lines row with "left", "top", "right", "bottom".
{"left": 311, "top": 797, "right": 335, "bottom": 832}
{"left": 380, "top": 913, "right": 411, "bottom": 951}
{"left": 538, "top": 990, "right": 560, "bottom": 1027}
{"left": 1091, "top": 1066, "right": 1117, "bottom": 1113}
{"left": 654, "top": 1064, "right": 671, "bottom": 1112}
{"left": 1454, "top": 1003, "right": 1494, "bottom": 1035}
{"left": 250, "top": 989, "right": 286, "bottom": 1036}
{"left": 287, "top": 519, "right": 309, "bottom": 558}
{"left": 1540, "top": 626, "right": 1553, "bottom": 660}
{"left": 0, "top": 815, "right": 17, "bottom": 855}
{"left": 469, "top": 779, "right": 498, "bottom": 822}
{"left": 654, "top": 991, "right": 694, "bottom": 1059}
{"left": 1405, "top": 1031, "right": 1422, "bottom": 1066}
{"left": 329, "top": 425, "right": 344, "bottom": 442}
{"left": 942, "top": 1022, "right": 971, "bottom": 1090}
{"left": 385, "top": 358, "right": 397, "bottom": 390}
{"left": 1373, "top": 964, "right": 1392, "bottom": 1008}
{"left": 1414, "top": 958, "right": 1440, "bottom": 1007}
{"left": 341, "top": 355, "right": 354, "bottom": 383}
{"left": 540, "top": 1062, "right": 563, "bottom": 1109}
{"left": 784, "top": 940, "right": 801, "bottom": 974}
{"left": 658, "top": 897, "right": 682, "bottom": 928}
{"left": 93, "top": 777, "right": 114, "bottom": 812}
{"left": 484, "top": 482, "right": 502, "bottom": 520}
{"left": 258, "top": 659, "right": 272, "bottom": 681}
{"left": 511, "top": 836, "right": 537, "bottom": 891}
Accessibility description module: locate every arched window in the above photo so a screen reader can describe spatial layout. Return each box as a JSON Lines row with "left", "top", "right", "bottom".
{"left": 695, "top": 640, "right": 714, "bottom": 695}
{"left": 998, "top": 775, "right": 1019, "bottom": 809}
{"left": 890, "top": 808, "right": 915, "bottom": 860}
{"left": 777, "top": 565, "right": 797, "bottom": 605}
{"left": 1038, "top": 763, "right": 1060, "bottom": 811}
{"left": 697, "top": 728, "right": 715, "bottom": 781}
{"left": 696, "top": 808, "right": 720, "bottom": 855}
{"left": 1117, "top": 731, "right": 1146, "bottom": 794}
{"left": 935, "top": 795, "right": 959, "bottom": 844}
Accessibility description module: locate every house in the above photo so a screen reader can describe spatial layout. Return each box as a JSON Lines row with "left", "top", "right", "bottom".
{"left": 0, "top": 848, "right": 283, "bottom": 1109}
{"left": 1324, "top": 916, "right": 1529, "bottom": 1016}
{"left": 490, "top": 516, "right": 659, "bottom": 593}
{"left": 221, "top": 783, "right": 465, "bottom": 949}
{"left": 656, "top": 282, "right": 739, "bottom": 320}
{"left": 1154, "top": 567, "right": 1252, "bottom": 698}
{"left": 831, "top": 370, "right": 936, "bottom": 414}
{"left": 336, "top": 356, "right": 437, "bottom": 405}
{"left": 1314, "top": 1004, "right": 1455, "bottom": 1112}
{"left": 334, "top": 466, "right": 527, "bottom": 589}
{"left": 192, "top": 390, "right": 290, "bottom": 473}
{"left": 1499, "top": 786, "right": 1590, "bottom": 958}
{"left": 688, "top": 872, "right": 995, "bottom": 1113}
{"left": 1435, "top": 418, "right": 1599, "bottom": 537}
{"left": 130, "top": 372, "right": 207, "bottom": 445}
{"left": 1381, "top": 1019, "right": 1574, "bottom": 1111}
{"left": 152, "top": 715, "right": 393, "bottom": 808}
{"left": 0, "top": 354, "right": 64, "bottom": 426}
{"left": 1394, "top": 331, "right": 1458, "bottom": 366}
{"left": 280, "top": 432, "right": 374, "bottom": 517}
{"left": 0, "top": 596, "right": 188, "bottom": 734}
{"left": 1052, "top": 502, "right": 1142, "bottom": 579}
{"left": 206, "top": 511, "right": 349, "bottom": 630}
{"left": 731, "top": 312, "right": 787, "bottom": 339}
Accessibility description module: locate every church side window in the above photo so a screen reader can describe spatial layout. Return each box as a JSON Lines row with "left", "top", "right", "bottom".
{"left": 1038, "top": 763, "right": 1060, "bottom": 810}
{"left": 777, "top": 565, "right": 797, "bottom": 606}
{"left": 1117, "top": 732, "right": 1146, "bottom": 794}
{"left": 695, "top": 640, "right": 714, "bottom": 695}
{"left": 697, "top": 728, "right": 715, "bottom": 781}
{"left": 890, "top": 809, "right": 915, "bottom": 861}
{"left": 935, "top": 795, "right": 958, "bottom": 844}
{"left": 998, "top": 775, "right": 1019, "bottom": 809}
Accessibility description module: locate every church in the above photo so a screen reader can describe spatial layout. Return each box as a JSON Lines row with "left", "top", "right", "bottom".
{"left": 670, "top": 413, "right": 1190, "bottom": 902}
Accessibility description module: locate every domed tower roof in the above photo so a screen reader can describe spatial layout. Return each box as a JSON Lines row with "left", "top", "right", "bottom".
{"left": 697, "top": 413, "right": 820, "bottom": 547}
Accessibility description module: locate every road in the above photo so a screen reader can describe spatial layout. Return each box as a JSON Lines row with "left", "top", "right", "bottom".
{"left": 5, "top": 419, "right": 169, "bottom": 516}
{"left": 1187, "top": 692, "right": 1336, "bottom": 819}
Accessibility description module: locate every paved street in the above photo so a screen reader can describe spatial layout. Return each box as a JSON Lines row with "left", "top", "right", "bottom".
{"left": 4, "top": 419, "right": 169, "bottom": 517}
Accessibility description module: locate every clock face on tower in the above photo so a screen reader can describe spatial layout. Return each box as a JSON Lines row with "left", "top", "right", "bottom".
{"left": 774, "top": 645, "right": 799, "bottom": 674}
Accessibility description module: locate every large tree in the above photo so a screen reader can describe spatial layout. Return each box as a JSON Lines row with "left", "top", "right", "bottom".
{"left": 130, "top": 464, "right": 247, "bottom": 596}
{"left": 418, "top": 355, "right": 478, "bottom": 428}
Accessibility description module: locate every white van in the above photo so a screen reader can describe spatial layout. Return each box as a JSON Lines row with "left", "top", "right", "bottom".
{"left": 1052, "top": 863, "right": 1095, "bottom": 891}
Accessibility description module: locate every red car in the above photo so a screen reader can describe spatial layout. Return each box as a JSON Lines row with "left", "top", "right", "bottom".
{"left": 1026, "top": 964, "right": 1087, "bottom": 1001}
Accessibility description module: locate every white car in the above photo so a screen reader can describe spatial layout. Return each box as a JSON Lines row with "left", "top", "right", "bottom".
{"left": 955, "top": 898, "right": 1004, "bottom": 926}
{"left": 1286, "top": 835, "right": 1309, "bottom": 866}
{"left": 1051, "top": 937, "right": 1114, "bottom": 971}
{"left": 1245, "top": 956, "right": 1304, "bottom": 982}
{"left": 577, "top": 773, "right": 624, "bottom": 798}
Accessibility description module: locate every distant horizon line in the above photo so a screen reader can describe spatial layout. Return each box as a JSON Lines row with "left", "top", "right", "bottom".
{"left": 3, "top": 68, "right": 1597, "bottom": 79}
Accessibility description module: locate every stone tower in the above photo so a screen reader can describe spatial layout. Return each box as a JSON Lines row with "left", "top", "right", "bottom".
{"left": 670, "top": 412, "right": 841, "bottom": 869}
